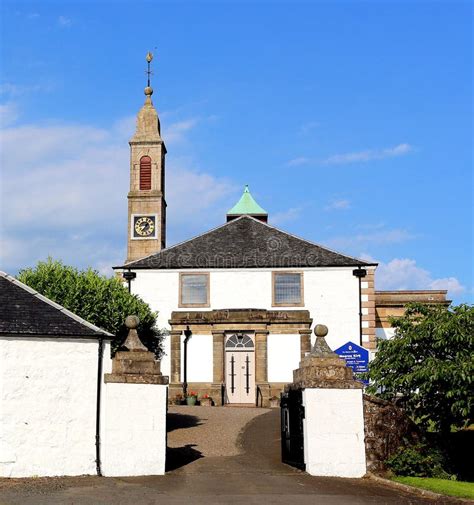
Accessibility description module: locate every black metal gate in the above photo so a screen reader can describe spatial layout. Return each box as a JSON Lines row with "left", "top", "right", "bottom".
{"left": 281, "top": 389, "right": 305, "bottom": 470}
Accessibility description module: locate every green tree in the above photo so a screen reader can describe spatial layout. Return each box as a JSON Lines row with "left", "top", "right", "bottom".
{"left": 18, "top": 258, "right": 165, "bottom": 357}
{"left": 367, "top": 303, "right": 473, "bottom": 434}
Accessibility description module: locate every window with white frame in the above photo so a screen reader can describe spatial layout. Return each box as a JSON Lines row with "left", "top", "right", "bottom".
{"left": 272, "top": 272, "right": 303, "bottom": 306}
{"left": 180, "top": 273, "right": 209, "bottom": 307}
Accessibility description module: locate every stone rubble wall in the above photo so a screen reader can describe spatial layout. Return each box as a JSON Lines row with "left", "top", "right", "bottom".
{"left": 363, "top": 394, "right": 419, "bottom": 474}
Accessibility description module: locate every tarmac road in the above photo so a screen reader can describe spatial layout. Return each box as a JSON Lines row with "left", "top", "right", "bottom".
{"left": 0, "top": 407, "right": 457, "bottom": 505}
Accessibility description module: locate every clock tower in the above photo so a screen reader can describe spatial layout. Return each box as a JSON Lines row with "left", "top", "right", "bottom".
{"left": 126, "top": 52, "right": 166, "bottom": 263}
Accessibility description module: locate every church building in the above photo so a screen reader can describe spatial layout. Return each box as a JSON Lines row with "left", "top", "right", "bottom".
{"left": 114, "top": 55, "right": 447, "bottom": 406}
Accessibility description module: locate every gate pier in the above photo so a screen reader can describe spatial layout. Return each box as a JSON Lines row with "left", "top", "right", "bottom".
{"left": 102, "top": 316, "right": 169, "bottom": 476}
{"left": 282, "top": 324, "right": 366, "bottom": 478}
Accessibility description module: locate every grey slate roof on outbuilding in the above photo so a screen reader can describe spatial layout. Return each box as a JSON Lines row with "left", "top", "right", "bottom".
{"left": 0, "top": 272, "right": 113, "bottom": 338}
{"left": 117, "top": 215, "right": 376, "bottom": 270}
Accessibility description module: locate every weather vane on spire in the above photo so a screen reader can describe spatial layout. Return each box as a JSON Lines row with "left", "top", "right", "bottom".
{"left": 144, "top": 51, "right": 154, "bottom": 97}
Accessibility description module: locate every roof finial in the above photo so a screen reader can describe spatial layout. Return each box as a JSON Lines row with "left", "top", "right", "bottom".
{"left": 144, "top": 51, "right": 154, "bottom": 98}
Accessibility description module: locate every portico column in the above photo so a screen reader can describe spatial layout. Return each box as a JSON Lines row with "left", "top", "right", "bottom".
{"left": 212, "top": 331, "right": 225, "bottom": 383}
{"left": 255, "top": 330, "right": 270, "bottom": 406}
{"left": 211, "top": 331, "right": 226, "bottom": 405}
{"left": 299, "top": 329, "right": 312, "bottom": 361}
{"left": 169, "top": 330, "right": 182, "bottom": 384}
{"left": 255, "top": 330, "right": 269, "bottom": 383}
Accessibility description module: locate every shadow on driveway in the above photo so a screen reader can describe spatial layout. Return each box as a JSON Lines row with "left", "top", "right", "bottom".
{"left": 166, "top": 412, "right": 203, "bottom": 433}
{"left": 166, "top": 444, "right": 203, "bottom": 472}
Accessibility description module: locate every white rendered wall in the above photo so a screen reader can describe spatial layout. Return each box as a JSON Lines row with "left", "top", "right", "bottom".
{"left": 267, "top": 334, "right": 300, "bottom": 382}
{"left": 302, "top": 388, "right": 366, "bottom": 478}
{"left": 0, "top": 337, "right": 112, "bottom": 478}
{"left": 180, "top": 334, "right": 213, "bottom": 382}
{"left": 101, "top": 381, "right": 167, "bottom": 477}
{"left": 131, "top": 266, "right": 367, "bottom": 352}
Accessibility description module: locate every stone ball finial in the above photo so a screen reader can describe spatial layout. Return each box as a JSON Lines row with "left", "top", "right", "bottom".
{"left": 314, "top": 324, "right": 328, "bottom": 338}
{"left": 125, "top": 315, "right": 140, "bottom": 329}
{"left": 144, "top": 86, "right": 154, "bottom": 96}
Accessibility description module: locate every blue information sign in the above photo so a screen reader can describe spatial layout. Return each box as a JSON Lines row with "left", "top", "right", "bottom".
{"left": 334, "top": 341, "right": 369, "bottom": 385}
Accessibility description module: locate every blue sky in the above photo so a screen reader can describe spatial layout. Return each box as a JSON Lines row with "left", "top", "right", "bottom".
{"left": 1, "top": 1, "right": 472, "bottom": 302}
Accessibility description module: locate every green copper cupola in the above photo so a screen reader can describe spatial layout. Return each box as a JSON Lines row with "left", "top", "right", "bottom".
{"left": 226, "top": 185, "right": 268, "bottom": 223}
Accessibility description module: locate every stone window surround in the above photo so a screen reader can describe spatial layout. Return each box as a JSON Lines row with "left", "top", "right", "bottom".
{"left": 168, "top": 308, "right": 313, "bottom": 405}
{"left": 178, "top": 272, "right": 210, "bottom": 308}
{"left": 272, "top": 271, "right": 304, "bottom": 307}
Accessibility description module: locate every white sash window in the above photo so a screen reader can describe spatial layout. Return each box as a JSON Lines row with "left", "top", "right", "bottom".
{"left": 272, "top": 272, "right": 304, "bottom": 306}
{"left": 179, "top": 273, "right": 210, "bottom": 307}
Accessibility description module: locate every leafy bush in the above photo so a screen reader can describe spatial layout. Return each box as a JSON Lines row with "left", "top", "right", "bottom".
{"left": 386, "top": 443, "right": 452, "bottom": 479}
{"left": 18, "top": 258, "right": 165, "bottom": 357}
{"left": 367, "top": 303, "right": 474, "bottom": 434}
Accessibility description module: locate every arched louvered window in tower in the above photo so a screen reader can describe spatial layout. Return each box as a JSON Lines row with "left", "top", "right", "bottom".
{"left": 139, "top": 156, "right": 152, "bottom": 190}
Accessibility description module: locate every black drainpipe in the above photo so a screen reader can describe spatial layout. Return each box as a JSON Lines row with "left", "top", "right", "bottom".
{"left": 95, "top": 337, "right": 104, "bottom": 476}
{"left": 352, "top": 267, "right": 367, "bottom": 346}
{"left": 183, "top": 326, "right": 192, "bottom": 398}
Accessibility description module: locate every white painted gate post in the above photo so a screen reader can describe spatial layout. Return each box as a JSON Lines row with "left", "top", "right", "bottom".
{"left": 288, "top": 324, "right": 366, "bottom": 478}
{"left": 101, "top": 316, "right": 169, "bottom": 477}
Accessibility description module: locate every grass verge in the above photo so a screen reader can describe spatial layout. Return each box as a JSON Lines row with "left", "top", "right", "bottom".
{"left": 393, "top": 477, "right": 474, "bottom": 499}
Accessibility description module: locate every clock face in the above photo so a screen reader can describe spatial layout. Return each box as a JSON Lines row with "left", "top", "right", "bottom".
{"left": 133, "top": 215, "right": 157, "bottom": 238}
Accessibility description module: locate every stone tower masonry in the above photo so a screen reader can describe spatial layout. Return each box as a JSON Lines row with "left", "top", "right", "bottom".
{"left": 126, "top": 53, "right": 166, "bottom": 263}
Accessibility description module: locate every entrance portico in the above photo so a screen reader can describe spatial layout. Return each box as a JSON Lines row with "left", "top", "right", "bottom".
{"left": 168, "top": 309, "right": 312, "bottom": 406}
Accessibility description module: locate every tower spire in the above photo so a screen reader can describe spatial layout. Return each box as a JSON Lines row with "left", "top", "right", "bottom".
{"left": 144, "top": 51, "right": 154, "bottom": 100}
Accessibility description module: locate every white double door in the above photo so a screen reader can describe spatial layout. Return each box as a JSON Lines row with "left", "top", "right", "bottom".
{"left": 225, "top": 349, "right": 255, "bottom": 404}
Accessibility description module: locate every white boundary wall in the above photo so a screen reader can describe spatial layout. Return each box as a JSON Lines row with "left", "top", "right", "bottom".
{"left": 302, "top": 388, "right": 366, "bottom": 478}
{"left": 0, "top": 337, "right": 112, "bottom": 478}
{"left": 0, "top": 337, "right": 168, "bottom": 478}
{"left": 101, "top": 381, "right": 167, "bottom": 477}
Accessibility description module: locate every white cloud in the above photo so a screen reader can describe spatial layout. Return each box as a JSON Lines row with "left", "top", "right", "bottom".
{"left": 363, "top": 256, "right": 466, "bottom": 297}
{"left": 1, "top": 83, "right": 45, "bottom": 97}
{"left": 0, "top": 111, "right": 235, "bottom": 274}
{"left": 325, "top": 228, "right": 416, "bottom": 250}
{"left": 322, "top": 143, "right": 413, "bottom": 165}
{"left": 0, "top": 102, "right": 19, "bottom": 127}
{"left": 428, "top": 277, "right": 465, "bottom": 296}
{"left": 286, "top": 157, "right": 311, "bottom": 167}
{"left": 325, "top": 199, "right": 351, "bottom": 211}
{"left": 165, "top": 118, "right": 200, "bottom": 144}
{"left": 167, "top": 162, "right": 235, "bottom": 227}
{"left": 272, "top": 207, "right": 302, "bottom": 225}
{"left": 58, "top": 16, "right": 71, "bottom": 27}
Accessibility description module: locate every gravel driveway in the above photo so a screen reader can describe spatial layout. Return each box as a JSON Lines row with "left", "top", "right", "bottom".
{"left": 167, "top": 405, "right": 270, "bottom": 457}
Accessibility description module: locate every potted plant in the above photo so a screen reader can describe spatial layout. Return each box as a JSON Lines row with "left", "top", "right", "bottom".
{"left": 186, "top": 391, "right": 198, "bottom": 406}
{"left": 269, "top": 395, "right": 280, "bottom": 408}
{"left": 173, "top": 393, "right": 184, "bottom": 405}
{"left": 200, "top": 393, "right": 213, "bottom": 406}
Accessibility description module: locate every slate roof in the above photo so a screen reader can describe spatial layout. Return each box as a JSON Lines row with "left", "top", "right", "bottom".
{"left": 117, "top": 215, "right": 376, "bottom": 270}
{"left": 0, "top": 272, "right": 113, "bottom": 338}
